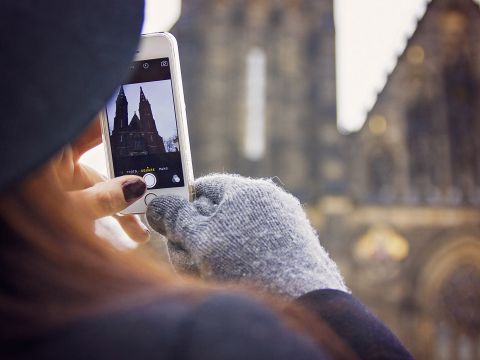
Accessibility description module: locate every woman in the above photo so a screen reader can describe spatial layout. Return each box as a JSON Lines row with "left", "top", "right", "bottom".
{"left": 0, "top": 0, "right": 412, "bottom": 359}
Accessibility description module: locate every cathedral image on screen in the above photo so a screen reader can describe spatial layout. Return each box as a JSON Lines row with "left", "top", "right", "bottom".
{"left": 108, "top": 82, "right": 179, "bottom": 159}
{"left": 105, "top": 80, "right": 183, "bottom": 184}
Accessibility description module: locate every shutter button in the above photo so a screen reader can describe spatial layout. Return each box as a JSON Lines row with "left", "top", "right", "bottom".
{"left": 143, "top": 173, "right": 157, "bottom": 189}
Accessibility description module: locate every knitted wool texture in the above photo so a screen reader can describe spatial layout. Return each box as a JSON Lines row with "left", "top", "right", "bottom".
{"left": 146, "top": 174, "right": 348, "bottom": 298}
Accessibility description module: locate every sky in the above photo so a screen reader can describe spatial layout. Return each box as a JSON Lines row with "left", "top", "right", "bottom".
{"left": 141, "top": 0, "right": 181, "bottom": 34}
{"left": 106, "top": 80, "right": 178, "bottom": 140}
{"left": 335, "top": 0, "right": 479, "bottom": 131}
{"left": 335, "top": 0, "right": 430, "bottom": 131}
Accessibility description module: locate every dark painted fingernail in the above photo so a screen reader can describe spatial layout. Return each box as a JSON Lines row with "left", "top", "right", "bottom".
{"left": 122, "top": 179, "right": 146, "bottom": 202}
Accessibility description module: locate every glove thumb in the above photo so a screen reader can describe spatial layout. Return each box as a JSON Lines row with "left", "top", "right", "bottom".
{"left": 146, "top": 195, "right": 203, "bottom": 247}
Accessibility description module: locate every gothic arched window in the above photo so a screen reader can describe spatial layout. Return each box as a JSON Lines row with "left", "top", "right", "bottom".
{"left": 443, "top": 53, "right": 479, "bottom": 199}
{"left": 244, "top": 47, "right": 267, "bottom": 161}
{"left": 367, "top": 147, "right": 395, "bottom": 202}
{"left": 406, "top": 93, "right": 438, "bottom": 201}
{"left": 440, "top": 9, "right": 480, "bottom": 201}
{"left": 433, "top": 265, "right": 480, "bottom": 359}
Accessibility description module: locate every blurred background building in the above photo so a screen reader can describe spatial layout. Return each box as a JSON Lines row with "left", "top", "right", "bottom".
{"left": 174, "top": 1, "right": 344, "bottom": 201}
{"left": 172, "top": 0, "right": 480, "bottom": 358}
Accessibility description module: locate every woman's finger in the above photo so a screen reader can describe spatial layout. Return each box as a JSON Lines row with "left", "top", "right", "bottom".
{"left": 52, "top": 144, "right": 106, "bottom": 191}
{"left": 72, "top": 116, "right": 103, "bottom": 159}
{"left": 113, "top": 213, "right": 150, "bottom": 243}
{"left": 72, "top": 162, "right": 106, "bottom": 190}
{"left": 71, "top": 175, "right": 146, "bottom": 218}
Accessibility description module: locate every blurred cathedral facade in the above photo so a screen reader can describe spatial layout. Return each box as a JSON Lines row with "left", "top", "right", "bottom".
{"left": 173, "top": 0, "right": 480, "bottom": 358}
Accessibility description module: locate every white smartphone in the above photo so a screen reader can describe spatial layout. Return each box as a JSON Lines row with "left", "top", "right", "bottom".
{"left": 101, "top": 32, "right": 194, "bottom": 214}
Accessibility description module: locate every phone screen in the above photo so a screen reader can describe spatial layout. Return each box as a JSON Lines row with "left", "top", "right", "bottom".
{"left": 105, "top": 58, "right": 184, "bottom": 190}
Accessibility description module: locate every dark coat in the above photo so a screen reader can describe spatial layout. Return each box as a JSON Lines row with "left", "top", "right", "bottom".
{"left": 5, "top": 290, "right": 413, "bottom": 359}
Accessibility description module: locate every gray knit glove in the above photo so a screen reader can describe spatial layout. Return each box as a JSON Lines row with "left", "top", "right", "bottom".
{"left": 146, "top": 174, "right": 348, "bottom": 297}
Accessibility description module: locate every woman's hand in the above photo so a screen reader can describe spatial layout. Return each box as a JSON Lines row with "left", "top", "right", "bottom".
{"left": 146, "top": 174, "right": 348, "bottom": 297}
{"left": 52, "top": 117, "right": 150, "bottom": 243}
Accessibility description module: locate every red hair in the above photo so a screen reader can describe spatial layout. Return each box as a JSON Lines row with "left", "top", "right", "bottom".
{"left": 0, "top": 162, "right": 355, "bottom": 359}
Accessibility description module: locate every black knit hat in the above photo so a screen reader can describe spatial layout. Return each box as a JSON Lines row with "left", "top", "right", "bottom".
{"left": 0, "top": 0, "right": 144, "bottom": 190}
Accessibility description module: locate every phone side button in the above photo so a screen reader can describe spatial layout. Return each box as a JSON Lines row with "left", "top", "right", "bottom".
{"left": 144, "top": 193, "right": 158, "bottom": 206}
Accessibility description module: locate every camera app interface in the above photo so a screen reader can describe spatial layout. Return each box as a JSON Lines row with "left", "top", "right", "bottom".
{"left": 106, "top": 58, "right": 184, "bottom": 189}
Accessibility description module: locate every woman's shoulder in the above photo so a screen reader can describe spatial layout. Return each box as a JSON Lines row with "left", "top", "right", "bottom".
{"left": 19, "top": 292, "right": 325, "bottom": 360}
